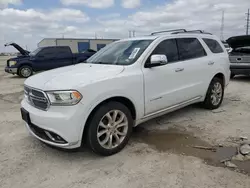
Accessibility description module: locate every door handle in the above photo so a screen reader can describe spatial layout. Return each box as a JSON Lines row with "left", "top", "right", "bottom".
{"left": 175, "top": 68, "right": 184, "bottom": 72}
{"left": 208, "top": 61, "right": 215, "bottom": 65}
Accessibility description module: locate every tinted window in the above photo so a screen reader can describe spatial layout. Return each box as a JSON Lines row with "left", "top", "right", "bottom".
{"left": 38, "top": 47, "right": 71, "bottom": 58}
{"left": 55, "top": 47, "right": 71, "bottom": 58}
{"left": 30, "top": 48, "right": 42, "bottom": 56}
{"left": 177, "top": 38, "right": 206, "bottom": 60}
{"left": 151, "top": 39, "right": 178, "bottom": 63}
{"left": 203, "top": 38, "right": 224, "bottom": 53}
{"left": 38, "top": 48, "right": 56, "bottom": 58}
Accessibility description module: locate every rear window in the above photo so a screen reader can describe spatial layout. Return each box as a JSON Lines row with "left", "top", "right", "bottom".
{"left": 176, "top": 38, "right": 207, "bottom": 61}
{"left": 203, "top": 38, "right": 224, "bottom": 53}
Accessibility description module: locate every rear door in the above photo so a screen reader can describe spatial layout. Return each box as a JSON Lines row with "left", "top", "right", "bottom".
{"left": 175, "top": 37, "right": 211, "bottom": 99}
{"left": 202, "top": 37, "right": 230, "bottom": 85}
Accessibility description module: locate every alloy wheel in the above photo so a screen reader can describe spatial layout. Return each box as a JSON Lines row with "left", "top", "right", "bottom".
{"left": 97, "top": 110, "right": 128, "bottom": 149}
{"left": 211, "top": 82, "right": 223, "bottom": 106}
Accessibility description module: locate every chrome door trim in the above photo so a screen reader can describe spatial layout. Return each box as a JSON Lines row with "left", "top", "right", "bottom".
{"left": 143, "top": 96, "right": 202, "bottom": 119}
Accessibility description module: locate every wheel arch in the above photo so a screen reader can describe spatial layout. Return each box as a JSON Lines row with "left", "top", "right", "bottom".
{"left": 17, "top": 63, "right": 33, "bottom": 72}
{"left": 213, "top": 72, "right": 225, "bottom": 86}
{"left": 81, "top": 96, "right": 136, "bottom": 145}
{"left": 203, "top": 72, "right": 226, "bottom": 99}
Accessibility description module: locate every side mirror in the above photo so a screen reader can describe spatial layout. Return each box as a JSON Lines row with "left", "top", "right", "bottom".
{"left": 146, "top": 54, "right": 168, "bottom": 68}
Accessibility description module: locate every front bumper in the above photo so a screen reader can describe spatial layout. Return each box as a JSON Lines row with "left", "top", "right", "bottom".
{"left": 230, "top": 63, "right": 250, "bottom": 75}
{"left": 5, "top": 67, "right": 17, "bottom": 74}
{"left": 21, "top": 99, "right": 88, "bottom": 149}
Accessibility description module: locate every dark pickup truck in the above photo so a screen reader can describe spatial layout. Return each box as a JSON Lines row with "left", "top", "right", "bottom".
{"left": 4, "top": 43, "right": 96, "bottom": 78}
{"left": 227, "top": 35, "right": 250, "bottom": 78}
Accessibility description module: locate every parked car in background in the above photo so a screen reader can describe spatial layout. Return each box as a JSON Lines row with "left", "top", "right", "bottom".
{"left": 227, "top": 35, "right": 250, "bottom": 78}
{"left": 21, "top": 29, "right": 230, "bottom": 156}
{"left": 4, "top": 43, "right": 96, "bottom": 78}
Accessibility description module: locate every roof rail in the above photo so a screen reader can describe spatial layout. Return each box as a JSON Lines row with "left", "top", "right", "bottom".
{"left": 172, "top": 30, "right": 212, "bottom": 35}
{"left": 151, "top": 29, "right": 187, "bottom": 35}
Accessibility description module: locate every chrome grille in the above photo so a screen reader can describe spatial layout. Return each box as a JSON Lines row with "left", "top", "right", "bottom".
{"left": 24, "top": 86, "right": 49, "bottom": 110}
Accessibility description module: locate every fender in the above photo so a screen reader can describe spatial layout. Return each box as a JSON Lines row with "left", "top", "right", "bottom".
{"left": 78, "top": 91, "right": 141, "bottom": 142}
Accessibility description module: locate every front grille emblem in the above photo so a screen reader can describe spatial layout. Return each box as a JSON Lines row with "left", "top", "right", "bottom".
{"left": 24, "top": 86, "right": 49, "bottom": 110}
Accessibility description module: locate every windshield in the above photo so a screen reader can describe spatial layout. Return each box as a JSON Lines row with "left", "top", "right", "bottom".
{"left": 30, "top": 47, "right": 42, "bottom": 56}
{"left": 86, "top": 40, "right": 153, "bottom": 65}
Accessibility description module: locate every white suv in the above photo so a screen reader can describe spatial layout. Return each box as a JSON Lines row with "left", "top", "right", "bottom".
{"left": 21, "top": 29, "right": 230, "bottom": 156}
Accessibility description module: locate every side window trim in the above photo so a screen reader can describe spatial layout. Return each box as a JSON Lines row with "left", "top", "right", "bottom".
{"left": 144, "top": 38, "right": 180, "bottom": 67}
{"left": 176, "top": 37, "right": 207, "bottom": 61}
{"left": 202, "top": 38, "right": 224, "bottom": 54}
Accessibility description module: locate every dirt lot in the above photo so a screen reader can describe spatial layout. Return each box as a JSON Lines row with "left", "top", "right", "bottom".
{"left": 0, "top": 56, "right": 249, "bottom": 188}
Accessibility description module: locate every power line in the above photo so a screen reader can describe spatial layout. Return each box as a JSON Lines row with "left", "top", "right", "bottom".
{"left": 246, "top": 8, "right": 250, "bottom": 35}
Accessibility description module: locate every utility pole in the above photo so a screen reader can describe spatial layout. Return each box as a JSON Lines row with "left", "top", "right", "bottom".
{"left": 129, "top": 30, "right": 136, "bottom": 38}
{"left": 132, "top": 30, "right": 136, "bottom": 37}
{"left": 220, "top": 10, "right": 225, "bottom": 41}
{"left": 246, "top": 9, "right": 250, "bottom": 35}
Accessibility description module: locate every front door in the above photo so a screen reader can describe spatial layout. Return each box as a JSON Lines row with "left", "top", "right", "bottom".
{"left": 32, "top": 47, "right": 55, "bottom": 71}
{"left": 143, "top": 39, "right": 188, "bottom": 115}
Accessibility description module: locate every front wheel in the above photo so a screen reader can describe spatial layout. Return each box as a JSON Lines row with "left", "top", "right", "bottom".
{"left": 202, "top": 77, "right": 224, "bottom": 110}
{"left": 18, "top": 65, "right": 33, "bottom": 78}
{"left": 86, "top": 102, "right": 133, "bottom": 156}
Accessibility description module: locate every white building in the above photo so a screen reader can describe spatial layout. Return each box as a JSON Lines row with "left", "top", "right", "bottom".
{"left": 38, "top": 38, "right": 118, "bottom": 53}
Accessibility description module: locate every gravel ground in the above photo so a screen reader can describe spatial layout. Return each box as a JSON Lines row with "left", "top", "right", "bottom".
{"left": 0, "top": 56, "right": 249, "bottom": 188}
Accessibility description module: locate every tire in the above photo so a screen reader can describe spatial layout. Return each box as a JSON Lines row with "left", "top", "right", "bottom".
{"left": 86, "top": 101, "right": 133, "bottom": 156}
{"left": 230, "top": 74, "right": 235, "bottom": 79}
{"left": 202, "top": 77, "right": 224, "bottom": 110}
{"left": 18, "top": 65, "right": 33, "bottom": 78}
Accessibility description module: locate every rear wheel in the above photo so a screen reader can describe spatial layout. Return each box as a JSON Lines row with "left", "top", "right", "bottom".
{"left": 202, "top": 77, "right": 224, "bottom": 109}
{"left": 18, "top": 65, "right": 33, "bottom": 78}
{"left": 86, "top": 101, "right": 133, "bottom": 156}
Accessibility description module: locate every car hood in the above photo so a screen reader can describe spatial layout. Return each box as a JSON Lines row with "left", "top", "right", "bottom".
{"left": 4, "top": 42, "right": 30, "bottom": 56}
{"left": 226, "top": 35, "right": 250, "bottom": 49}
{"left": 24, "top": 63, "right": 125, "bottom": 90}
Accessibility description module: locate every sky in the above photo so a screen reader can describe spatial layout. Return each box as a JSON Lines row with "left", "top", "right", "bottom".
{"left": 0, "top": 0, "right": 249, "bottom": 52}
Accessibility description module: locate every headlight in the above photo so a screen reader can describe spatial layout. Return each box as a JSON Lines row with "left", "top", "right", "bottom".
{"left": 46, "top": 90, "right": 82, "bottom": 106}
{"left": 9, "top": 61, "right": 16, "bottom": 66}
